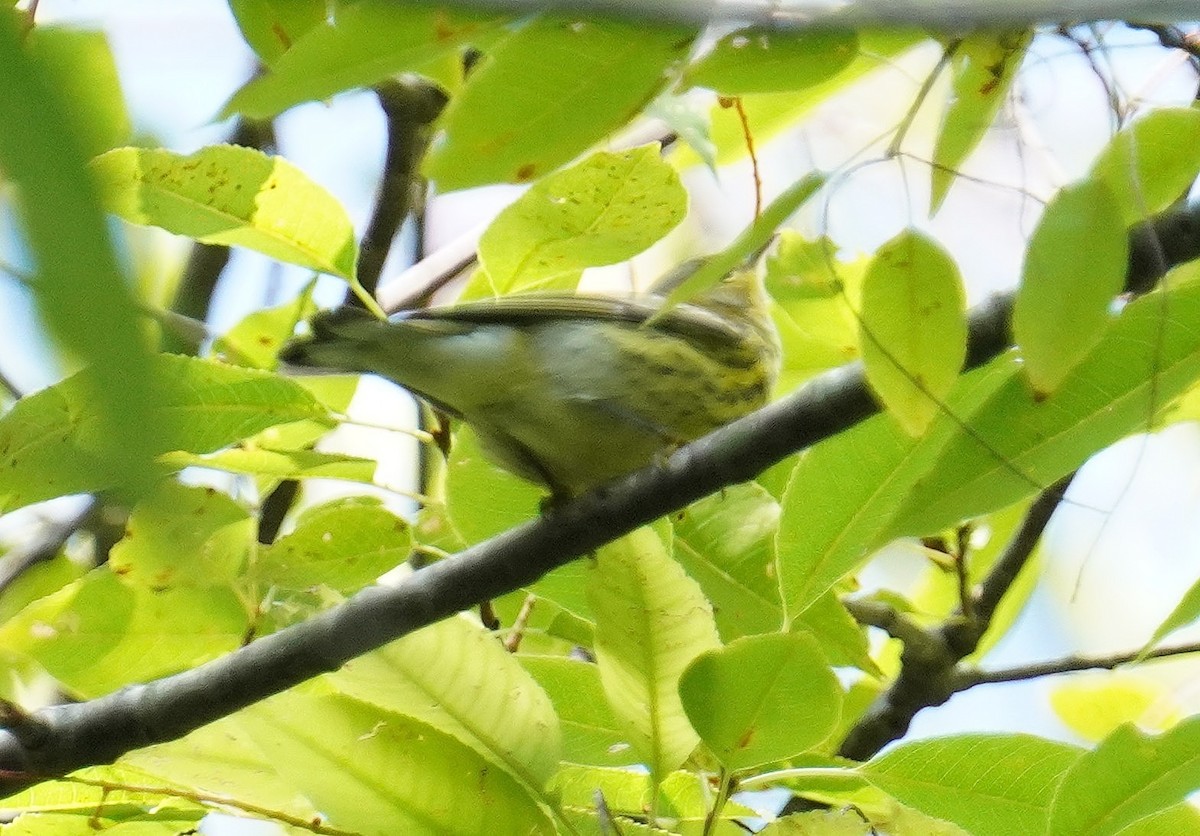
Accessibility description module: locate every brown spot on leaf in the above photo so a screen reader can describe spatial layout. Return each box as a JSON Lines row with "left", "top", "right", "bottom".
{"left": 515, "top": 163, "right": 537, "bottom": 182}
{"left": 433, "top": 11, "right": 456, "bottom": 41}
{"left": 271, "top": 22, "right": 293, "bottom": 51}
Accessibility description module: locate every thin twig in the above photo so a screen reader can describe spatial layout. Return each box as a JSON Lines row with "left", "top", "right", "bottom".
{"left": 955, "top": 641, "right": 1200, "bottom": 687}
{"left": 886, "top": 40, "right": 958, "bottom": 158}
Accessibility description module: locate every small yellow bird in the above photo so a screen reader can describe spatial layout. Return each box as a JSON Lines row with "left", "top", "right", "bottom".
{"left": 281, "top": 263, "right": 779, "bottom": 497}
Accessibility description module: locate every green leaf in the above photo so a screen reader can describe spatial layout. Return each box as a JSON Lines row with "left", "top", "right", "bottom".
{"left": 224, "top": 1, "right": 497, "bottom": 117}
{"left": 474, "top": 145, "right": 687, "bottom": 295}
{"left": 0, "top": 15, "right": 162, "bottom": 498}
{"left": 759, "top": 810, "right": 873, "bottom": 836}
{"left": 0, "top": 354, "right": 328, "bottom": 512}
{"left": 0, "top": 804, "right": 204, "bottom": 834}
{"left": 680, "top": 634, "right": 842, "bottom": 770}
{"left": 213, "top": 279, "right": 317, "bottom": 369}
{"left": 332, "top": 615, "right": 561, "bottom": 788}
{"left": 859, "top": 230, "right": 967, "bottom": 436}
{"left": 122, "top": 722, "right": 326, "bottom": 821}
{"left": 110, "top": 480, "right": 253, "bottom": 590}
{"left": 237, "top": 691, "right": 555, "bottom": 835}
{"left": 673, "top": 30, "right": 926, "bottom": 168}
{"left": 554, "top": 768, "right": 754, "bottom": 831}
{"left": 443, "top": 424, "right": 541, "bottom": 545}
{"left": 160, "top": 447, "right": 378, "bottom": 485}
{"left": 255, "top": 497, "right": 411, "bottom": 594}
{"left": 0, "top": 768, "right": 214, "bottom": 833}
{"left": 1145, "top": 574, "right": 1200, "bottom": 654}
{"left": 587, "top": 525, "right": 720, "bottom": 779}
{"left": 796, "top": 592, "right": 881, "bottom": 677}
{"left": 670, "top": 483, "right": 783, "bottom": 639}
{"left": 891, "top": 270, "right": 1200, "bottom": 536}
{"left": 765, "top": 233, "right": 864, "bottom": 390}
{"left": 1091, "top": 106, "right": 1200, "bottom": 224}
{"left": 774, "top": 367, "right": 1012, "bottom": 616}
{"left": 1048, "top": 716, "right": 1200, "bottom": 835}
{"left": 662, "top": 172, "right": 826, "bottom": 309}
{"left": 930, "top": 31, "right": 1032, "bottom": 214}
{"left": 0, "top": 569, "right": 246, "bottom": 697}
{"left": 686, "top": 28, "right": 858, "bottom": 94}
{"left": 861, "top": 733, "right": 1083, "bottom": 836}
{"left": 228, "top": 0, "right": 326, "bottom": 66}
{"left": 778, "top": 273, "right": 1200, "bottom": 607}
{"left": 425, "top": 16, "right": 694, "bottom": 191}
{"left": 1118, "top": 803, "right": 1200, "bottom": 835}
{"left": 1050, "top": 674, "right": 1179, "bottom": 742}
{"left": 520, "top": 655, "right": 630, "bottom": 767}
{"left": 527, "top": 560, "right": 594, "bottom": 625}
{"left": 1013, "top": 177, "right": 1129, "bottom": 396}
{"left": 675, "top": 483, "right": 877, "bottom": 668}
{"left": 551, "top": 764, "right": 653, "bottom": 815}
{"left": 92, "top": 144, "right": 359, "bottom": 281}
{"left": 26, "top": 25, "right": 131, "bottom": 157}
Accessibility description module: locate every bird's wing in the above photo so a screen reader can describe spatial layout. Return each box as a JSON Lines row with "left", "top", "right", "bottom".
{"left": 398, "top": 292, "right": 748, "bottom": 347}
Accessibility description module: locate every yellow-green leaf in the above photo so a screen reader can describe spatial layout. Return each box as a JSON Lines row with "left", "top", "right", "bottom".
{"left": 1048, "top": 716, "right": 1200, "bottom": 836}
{"left": 474, "top": 145, "right": 686, "bottom": 295}
{"left": 1091, "top": 106, "right": 1200, "bottom": 224}
{"left": 686, "top": 28, "right": 858, "bottom": 94}
{"left": 255, "top": 497, "right": 411, "bottom": 593}
{"left": 930, "top": 31, "right": 1032, "bottom": 214}
{"left": 228, "top": 0, "right": 326, "bottom": 66}
{"left": 860, "top": 230, "right": 967, "bottom": 436}
{"left": 334, "top": 615, "right": 562, "bottom": 787}
{"left": 680, "top": 634, "right": 842, "bottom": 770}
{"left": 1013, "top": 178, "right": 1129, "bottom": 396}
{"left": 587, "top": 525, "right": 720, "bottom": 780}
{"left": 92, "top": 144, "right": 358, "bottom": 280}
{"left": 110, "top": 480, "right": 253, "bottom": 590}
{"left": 425, "top": 16, "right": 693, "bottom": 191}
{"left": 1050, "top": 674, "right": 1180, "bottom": 743}
{"left": 237, "top": 692, "right": 555, "bottom": 834}
{"left": 0, "top": 355, "right": 329, "bottom": 513}
{"left": 224, "top": 2, "right": 497, "bottom": 116}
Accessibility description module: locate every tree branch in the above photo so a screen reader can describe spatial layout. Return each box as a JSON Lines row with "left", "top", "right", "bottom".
{"left": 835, "top": 475, "right": 1074, "bottom": 762}
{"left": 0, "top": 203, "right": 1197, "bottom": 791}
{"left": 354, "top": 78, "right": 447, "bottom": 301}
{"left": 409, "top": 0, "right": 1200, "bottom": 31}
{"left": 954, "top": 641, "right": 1200, "bottom": 687}
{"left": 974, "top": 472, "right": 1077, "bottom": 627}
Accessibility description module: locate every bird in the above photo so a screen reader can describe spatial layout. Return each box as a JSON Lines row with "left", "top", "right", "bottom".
{"left": 280, "top": 262, "right": 780, "bottom": 498}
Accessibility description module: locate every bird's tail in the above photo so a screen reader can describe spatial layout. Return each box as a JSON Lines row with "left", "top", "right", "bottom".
{"left": 278, "top": 307, "right": 385, "bottom": 373}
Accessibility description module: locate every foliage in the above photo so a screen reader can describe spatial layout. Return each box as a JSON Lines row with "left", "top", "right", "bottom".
{"left": 0, "top": 3, "right": 1198, "bottom": 835}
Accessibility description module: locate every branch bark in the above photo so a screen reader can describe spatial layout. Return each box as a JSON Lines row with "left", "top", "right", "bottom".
{"left": 408, "top": 0, "right": 1200, "bottom": 30}
{"left": 0, "top": 202, "right": 1196, "bottom": 791}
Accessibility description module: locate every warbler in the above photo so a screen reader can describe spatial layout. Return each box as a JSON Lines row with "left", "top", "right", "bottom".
{"left": 280, "top": 262, "right": 780, "bottom": 497}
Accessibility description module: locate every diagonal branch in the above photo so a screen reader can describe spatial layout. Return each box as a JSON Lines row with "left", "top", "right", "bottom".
{"left": 0, "top": 202, "right": 1196, "bottom": 792}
